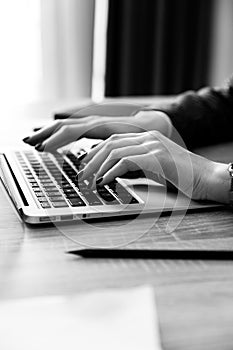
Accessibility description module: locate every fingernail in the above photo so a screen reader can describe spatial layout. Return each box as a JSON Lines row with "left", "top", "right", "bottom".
{"left": 23, "top": 136, "right": 30, "bottom": 143}
{"left": 33, "top": 127, "right": 42, "bottom": 132}
{"left": 35, "top": 143, "right": 45, "bottom": 152}
{"left": 96, "top": 176, "right": 103, "bottom": 185}
{"left": 78, "top": 152, "right": 87, "bottom": 161}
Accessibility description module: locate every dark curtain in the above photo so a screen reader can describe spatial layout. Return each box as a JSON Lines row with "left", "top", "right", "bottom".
{"left": 105, "top": 0, "right": 213, "bottom": 96}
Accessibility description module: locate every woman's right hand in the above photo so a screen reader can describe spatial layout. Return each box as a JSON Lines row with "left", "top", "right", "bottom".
{"left": 22, "top": 111, "right": 171, "bottom": 152}
{"left": 80, "top": 131, "right": 230, "bottom": 204}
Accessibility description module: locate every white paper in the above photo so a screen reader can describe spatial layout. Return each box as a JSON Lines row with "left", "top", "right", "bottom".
{"left": 0, "top": 286, "right": 161, "bottom": 350}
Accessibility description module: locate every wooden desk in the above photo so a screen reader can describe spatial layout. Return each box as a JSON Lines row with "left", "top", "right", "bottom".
{"left": 1, "top": 100, "right": 233, "bottom": 350}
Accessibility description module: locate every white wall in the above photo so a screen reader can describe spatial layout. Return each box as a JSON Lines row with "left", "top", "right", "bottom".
{"left": 92, "top": 0, "right": 109, "bottom": 102}
{"left": 0, "top": 0, "right": 42, "bottom": 106}
{"left": 209, "top": 0, "right": 233, "bottom": 86}
{"left": 41, "top": 0, "right": 95, "bottom": 100}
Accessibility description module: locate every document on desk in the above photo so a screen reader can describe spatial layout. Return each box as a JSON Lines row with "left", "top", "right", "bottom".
{"left": 0, "top": 286, "right": 161, "bottom": 350}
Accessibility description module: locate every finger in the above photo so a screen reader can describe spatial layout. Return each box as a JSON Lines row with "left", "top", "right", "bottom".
{"left": 24, "top": 116, "right": 100, "bottom": 146}
{"left": 39, "top": 124, "right": 89, "bottom": 151}
{"left": 99, "top": 154, "right": 152, "bottom": 185}
{"left": 84, "top": 133, "right": 145, "bottom": 163}
{"left": 33, "top": 126, "right": 43, "bottom": 132}
{"left": 95, "top": 144, "right": 148, "bottom": 181}
{"left": 24, "top": 121, "right": 63, "bottom": 146}
{"left": 80, "top": 135, "right": 146, "bottom": 180}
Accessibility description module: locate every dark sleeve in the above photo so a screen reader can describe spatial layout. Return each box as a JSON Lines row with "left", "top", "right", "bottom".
{"left": 148, "top": 77, "right": 233, "bottom": 149}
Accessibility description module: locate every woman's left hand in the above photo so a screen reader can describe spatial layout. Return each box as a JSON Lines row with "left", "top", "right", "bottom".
{"left": 79, "top": 131, "right": 230, "bottom": 203}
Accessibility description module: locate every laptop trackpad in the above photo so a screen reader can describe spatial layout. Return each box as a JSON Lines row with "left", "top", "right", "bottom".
{"left": 121, "top": 177, "right": 216, "bottom": 211}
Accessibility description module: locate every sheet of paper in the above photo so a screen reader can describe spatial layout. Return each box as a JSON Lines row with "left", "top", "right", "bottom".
{"left": 0, "top": 286, "right": 161, "bottom": 350}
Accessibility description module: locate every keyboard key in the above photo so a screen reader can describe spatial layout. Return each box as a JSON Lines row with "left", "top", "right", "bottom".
{"left": 35, "top": 192, "right": 45, "bottom": 197}
{"left": 49, "top": 196, "right": 65, "bottom": 202}
{"left": 68, "top": 197, "right": 86, "bottom": 207}
{"left": 29, "top": 180, "right": 38, "bottom": 184}
{"left": 41, "top": 202, "right": 51, "bottom": 208}
{"left": 56, "top": 177, "right": 69, "bottom": 184}
{"left": 47, "top": 166, "right": 59, "bottom": 171}
{"left": 109, "top": 182, "right": 139, "bottom": 204}
{"left": 63, "top": 164, "right": 73, "bottom": 171}
{"left": 46, "top": 191, "right": 62, "bottom": 197}
{"left": 33, "top": 188, "right": 44, "bottom": 193}
{"left": 60, "top": 184, "right": 73, "bottom": 189}
{"left": 52, "top": 201, "right": 69, "bottom": 208}
{"left": 81, "top": 190, "right": 103, "bottom": 205}
{"left": 64, "top": 192, "right": 80, "bottom": 198}
{"left": 39, "top": 179, "right": 51, "bottom": 184}
{"left": 51, "top": 173, "right": 62, "bottom": 178}
{"left": 43, "top": 186, "right": 58, "bottom": 191}
{"left": 96, "top": 186, "right": 119, "bottom": 204}
{"left": 38, "top": 197, "right": 49, "bottom": 203}
{"left": 63, "top": 188, "right": 77, "bottom": 195}
{"left": 31, "top": 184, "right": 40, "bottom": 188}
{"left": 39, "top": 176, "right": 50, "bottom": 180}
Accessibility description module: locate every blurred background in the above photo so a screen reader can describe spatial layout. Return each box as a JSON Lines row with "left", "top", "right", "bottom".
{"left": 0, "top": 0, "right": 232, "bottom": 107}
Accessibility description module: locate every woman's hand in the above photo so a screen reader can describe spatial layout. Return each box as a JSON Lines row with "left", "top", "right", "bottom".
{"left": 79, "top": 131, "right": 230, "bottom": 204}
{"left": 22, "top": 111, "right": 171, "bottom": 151}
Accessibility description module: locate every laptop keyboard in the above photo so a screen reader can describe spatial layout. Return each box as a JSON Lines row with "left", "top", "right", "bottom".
{"left": 15, "top": 151, "right": 139, "bottom": 209}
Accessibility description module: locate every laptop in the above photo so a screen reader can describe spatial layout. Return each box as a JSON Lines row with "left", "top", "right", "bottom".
{"left": 0, "top": 136, "right": 220, "bottom": 224}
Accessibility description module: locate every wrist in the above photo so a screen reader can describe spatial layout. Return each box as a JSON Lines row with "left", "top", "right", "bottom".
{"left": 207, "top": 162, "right": 231, "bottom": 204}
{"left": 134, "top": 110, "right": 172, "bottom": 137}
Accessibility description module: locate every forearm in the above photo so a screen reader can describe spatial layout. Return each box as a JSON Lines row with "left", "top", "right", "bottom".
{"left": 144, "top": 78, "right": 233, "bottom": 149}
{"left": 134, "top": 110, "right": 173, "bottom": 137}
